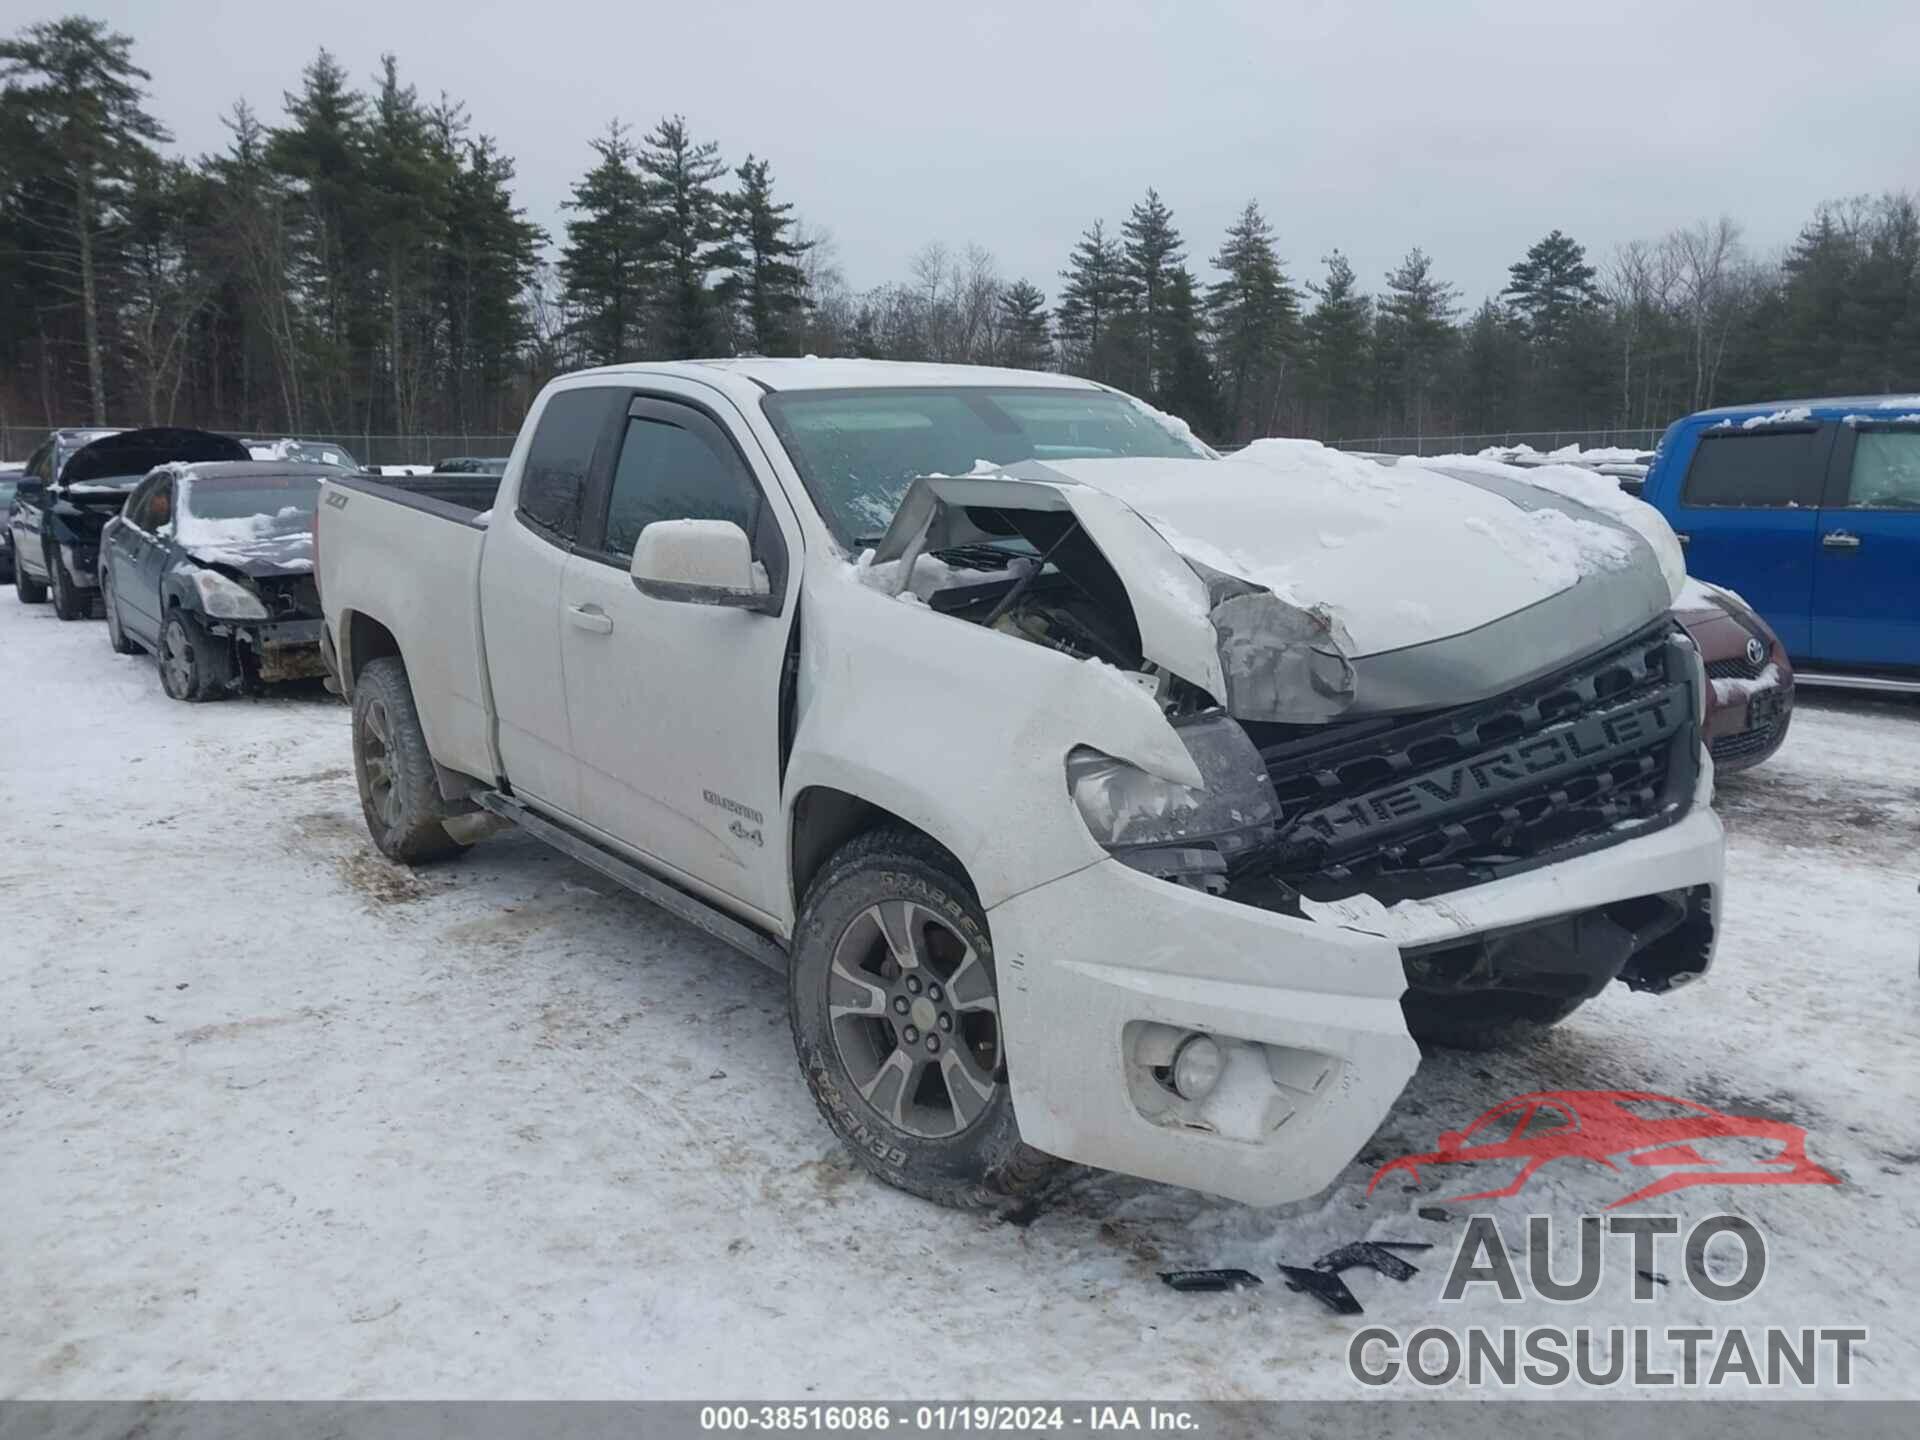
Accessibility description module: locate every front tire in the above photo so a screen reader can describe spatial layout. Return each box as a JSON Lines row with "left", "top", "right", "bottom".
{"left": 350, "top": 656, "right": 464, "bottom": 863}
{"left": 102, "top": 565, "right": 139, "bottom": 654}
{"left": 789, "top": 827, "right": 1060, "bottom": 1210}
{"left": 48, "top": 548, "right": 85, "bottom": 621}
{"left": 158, "top": 611, "right": 235, "bottom": 702}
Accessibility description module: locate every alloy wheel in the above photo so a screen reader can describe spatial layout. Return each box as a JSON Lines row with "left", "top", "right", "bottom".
{"left": 162, "top": 620, "right": 196, "bottom": 698}
{"left": 826, "top": 899, "right": 1003, "bottom": 1139}
{"left": 360, "top": 699, "right": 403, "bottom": 829}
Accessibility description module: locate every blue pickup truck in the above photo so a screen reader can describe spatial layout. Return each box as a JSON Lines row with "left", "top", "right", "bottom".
{"left": 1638, "top": 397, "right": 1920, "bottom": 691}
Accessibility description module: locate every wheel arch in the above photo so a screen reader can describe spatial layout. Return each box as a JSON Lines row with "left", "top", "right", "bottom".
{"left": 338, "top": 608, "right": 402, "bottom": 697}
{"left": 788, "top": 786, "right": 975, "bottom": 915}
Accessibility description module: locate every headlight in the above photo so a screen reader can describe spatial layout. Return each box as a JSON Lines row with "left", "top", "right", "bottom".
{"left": 1066, "top": 750, "right": 1206, "bottom": 846}
{"left": 1064, "top": 715, "right": 1280, "bottom": 867}
{"left": 193, "top": 569, "right": 269, "bottom": 620}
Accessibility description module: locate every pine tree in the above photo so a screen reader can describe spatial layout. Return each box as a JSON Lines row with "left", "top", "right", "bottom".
{"left": 1157, "top": 265, "right": 1219, "bottom": 436}
{"left": 1502, "top": 229, "right": 1598, "bottom": 349}
{"left": 714, "top": 155, "right": 811, "bottom": 355}
{"left": 1375, "top": 247, "right": 1458, "bottom": 436}
{"left": 996, "top": 279, "right": 1052, "bottom": 370}
{"left": 439, "top": 132, "right": 541, "bottom": 430}
{"left": 558, "top": 120, "right": 653, "bottom": 366}
{"left": 1206, "top": 200, "right": 1298, "bottom": 440}
{"left": 269, "top": 49, "right": 372, "bottom": 430}
{"left": 639, "top": 114, "right": 729, "bottom": 358}
{"left": 0, "top": 15, "right": 168, "bottom": 422}
{"left": 1120, "top": 187, "right": 1184, "bottom": 395}
{"left": 1502, "top": 230, "right": 1601, "bottom": 425}
{"left": 1054, "top": 220, "right": 1126, "bottom": 382}
{"left": 1302, "top": 251, "right": 1371, "bottom": 440}
{"left": 1458, "top": 299, "right": 1521, "bottom": 433}
{"left": 364, "top": 55, "right": 446, "bottom": 434}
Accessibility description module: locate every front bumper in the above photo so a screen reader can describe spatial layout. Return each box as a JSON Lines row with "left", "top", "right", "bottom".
{"left": 209, "top": 616, "right": 328, "bottom": 683}
{"left": 988, "top": 774, "right": 1724, "bottom": 1207}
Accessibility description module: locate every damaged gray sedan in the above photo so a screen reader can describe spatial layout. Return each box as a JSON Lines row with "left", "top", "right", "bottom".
{"left": 100, "top": 462, "right": 332, "bottom": 701}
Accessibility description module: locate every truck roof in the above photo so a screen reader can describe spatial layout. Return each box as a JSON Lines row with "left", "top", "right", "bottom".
{"left": 1685, "top": 394, "right": 1920, "bottom": 424}
{"left": 568, "top": 357, "right": 1106, "bottom": 394}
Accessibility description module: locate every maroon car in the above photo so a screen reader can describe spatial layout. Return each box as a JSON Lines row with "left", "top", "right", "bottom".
{"left": 1674, "top": 577, "right": 1794, "bottom": 772}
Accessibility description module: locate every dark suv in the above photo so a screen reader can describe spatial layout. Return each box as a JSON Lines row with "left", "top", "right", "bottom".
{"left": 9, "top": 428, "right": 247, "bottom": 618}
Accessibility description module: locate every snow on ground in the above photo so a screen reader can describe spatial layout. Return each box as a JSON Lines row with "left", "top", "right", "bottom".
{"left": 3, "top": 598, "right": 1918, "bottom": 1401}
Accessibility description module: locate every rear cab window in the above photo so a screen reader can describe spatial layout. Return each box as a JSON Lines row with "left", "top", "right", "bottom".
{"left": 516, "top": 387, "right": 624, "bottom": 545}
{"left": 1680, "top": 425, "right": 1827, "bottom": 509}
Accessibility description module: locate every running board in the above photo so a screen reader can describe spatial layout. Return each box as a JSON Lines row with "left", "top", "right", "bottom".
{"left": 1795, "top": 670, "right": 1920, "bottom": 696}
{"left": 476, "top": 791, "right": 788, "bottom": 973}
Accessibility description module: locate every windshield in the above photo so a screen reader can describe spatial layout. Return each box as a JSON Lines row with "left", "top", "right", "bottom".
{"left": 0, "top": 479, "right": 15, "bottom": 507}
{"left": 761, "top": 386, "right": 1209, "bottom": 543}
{"left": 177, "top": 475, "right": 321, "bottom": 549}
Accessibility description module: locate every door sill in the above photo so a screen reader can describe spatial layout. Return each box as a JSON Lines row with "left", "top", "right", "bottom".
{"left": 1795, "top": 669, "right": 1920, "bottom": 695}
{"left": 476, "top": 790, "right": 788, "bottom": 972}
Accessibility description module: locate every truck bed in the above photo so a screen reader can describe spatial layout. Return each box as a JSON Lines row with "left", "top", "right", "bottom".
{"left": 317, "top": 472, "right": 498, "bottom": 784}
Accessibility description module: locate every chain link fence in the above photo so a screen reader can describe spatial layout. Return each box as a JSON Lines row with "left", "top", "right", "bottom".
{"left": 1328, "top": 428, "right": 1667, "bottom": 457}
{"left": 0, "top": 427, "right": 517, "bottom": 468}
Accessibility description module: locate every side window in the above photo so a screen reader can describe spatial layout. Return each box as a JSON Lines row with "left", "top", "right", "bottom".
{"left": 602, "top": 410, "right": 759, "bottom": 560}
{"left": 144, "top": 479, "right": 175, "bottom": 532}
{"left": 518, "top": 387, "right": 620, "bottom": 542}
{"left": 1680, "top": 429, "right": 1824, "bottom": 508}
{"left": 1844, "top": 430, "right": 1920, "bottom": 510}
{"left": 25, "top": 442, "right": 52, "bottom": 483}
{"left": 123, "top": 476, "right": 160, "bottom": 529}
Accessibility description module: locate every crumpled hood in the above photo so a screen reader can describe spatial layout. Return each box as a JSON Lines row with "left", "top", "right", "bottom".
{"left": 871, "top": 441, "right": 1680, "bottom": 720}
{"left": 1035, "top": 441, "right": 1674, "bottom": 657}
{"left": 183, "top": 532, "right": 315, "bottom": 578}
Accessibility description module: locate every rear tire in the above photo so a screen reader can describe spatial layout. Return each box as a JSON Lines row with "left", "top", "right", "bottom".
{"left": 158, "top": 611, "right": 236, "bottom": 701}
{"left": 789, "top": 826, "right": 1060, "bottom": 1210}
{"left": 48, "top": 548, "right": 84, "bottom": 621}
{"left": 350, "top": 656, "right": 465, "bottom": 863}
{"left": 102, "top": 565, "right": 139, "bottom": 654}
{"left": 16, "top": 556, "right": 47, "bottom": 604}
{"left": 1403, "top": 991, "right": 1587, "bottom": 1052}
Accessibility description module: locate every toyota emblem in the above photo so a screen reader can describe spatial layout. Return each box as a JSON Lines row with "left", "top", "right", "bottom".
{"left": 1745, "top": 636, "right": 1766, "bottom": 667}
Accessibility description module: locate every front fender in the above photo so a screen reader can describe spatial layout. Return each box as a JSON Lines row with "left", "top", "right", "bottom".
{"left": 782, "top": 564, "right": 1203, "bottom": 912}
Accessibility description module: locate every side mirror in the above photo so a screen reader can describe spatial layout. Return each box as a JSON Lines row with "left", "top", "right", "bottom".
{"left": 13, "top": 476, "right": 44, "bottom": 500}
{"left": 630, "top": 519, "right": 776, "bottom": 614}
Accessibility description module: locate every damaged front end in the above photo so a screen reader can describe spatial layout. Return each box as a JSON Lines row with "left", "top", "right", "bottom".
{"left": 183, "top": 563, "right": 328, "bottom": 687}
{"left": 864, "top": 464, "right": 1714, "bottom": 1013}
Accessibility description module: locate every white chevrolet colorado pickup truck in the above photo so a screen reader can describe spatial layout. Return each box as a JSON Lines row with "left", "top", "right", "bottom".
{"left": 316, "top": 359, "right": 1725, "bottom": 1210}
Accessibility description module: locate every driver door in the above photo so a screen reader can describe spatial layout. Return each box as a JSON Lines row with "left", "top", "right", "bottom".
{"left": 557, "top": 392, "right": 802, "bottom": 926}
{"left": 109, "top": 473, "right": 170, "bottom": 644}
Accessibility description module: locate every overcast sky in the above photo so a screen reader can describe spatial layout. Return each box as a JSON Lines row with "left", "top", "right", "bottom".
{"left": 80, "top": 0, "right": 1920, "bottom": 307}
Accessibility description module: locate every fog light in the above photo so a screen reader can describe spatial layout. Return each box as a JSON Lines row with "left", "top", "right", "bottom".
{"left": 1171, "top": 1033, "right": 1224, "bottom": 1101}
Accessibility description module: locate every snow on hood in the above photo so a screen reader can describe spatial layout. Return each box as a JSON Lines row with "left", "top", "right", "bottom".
{"left": 1033, "top": 441, "right": 1648, "bottom": 657}
{"left": 1408, "top": 452, "right": 1688, "bottom": 604}
{"left": 177, "top": 508, "right": 315, "bottom": 574}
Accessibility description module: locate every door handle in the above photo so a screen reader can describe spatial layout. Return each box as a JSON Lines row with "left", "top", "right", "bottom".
{"left": 566, "top": 604, "right": 613, "bottom": 634}
{"left": 1822, "top": 531, "right": 1862, "bottom": 550}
